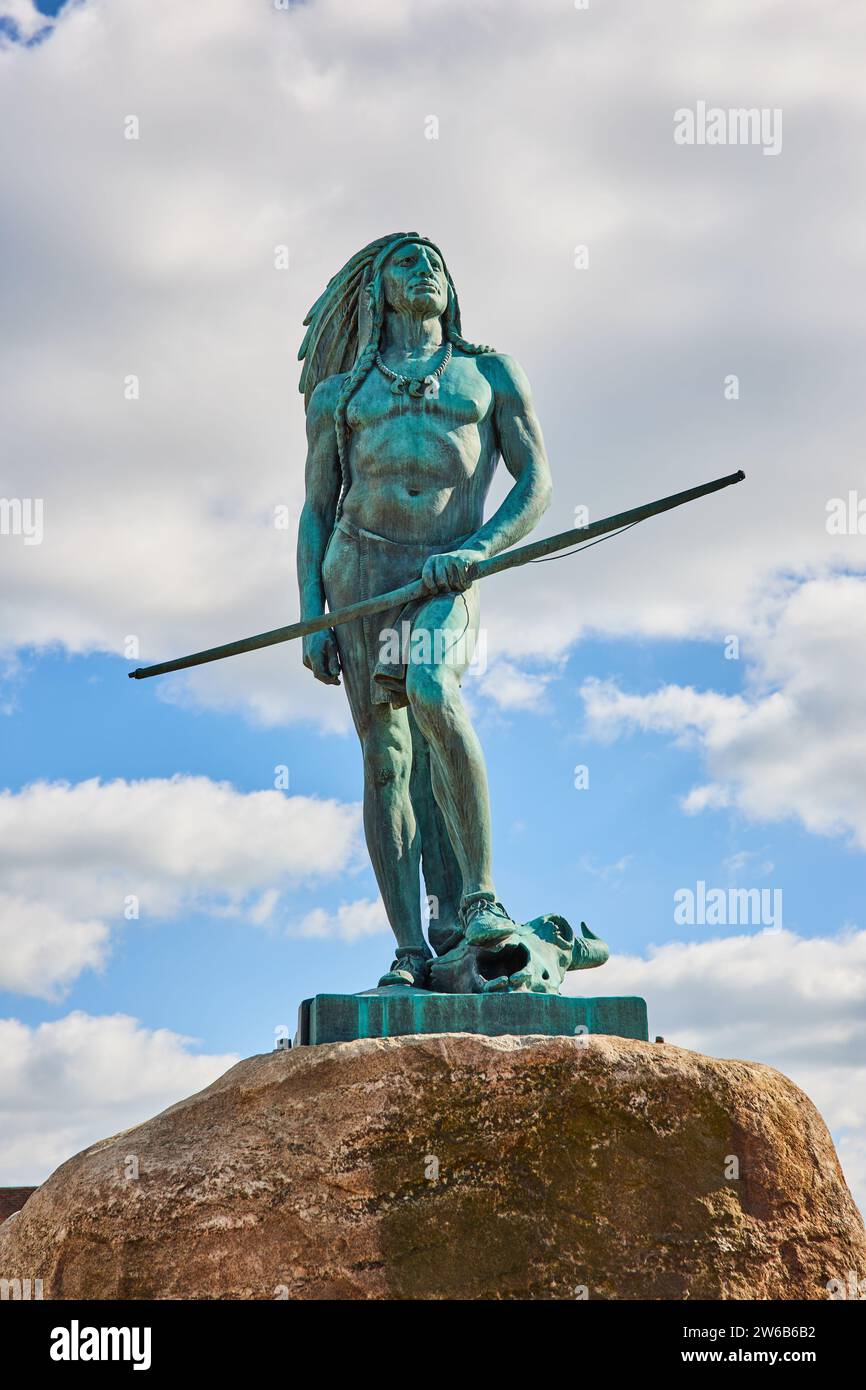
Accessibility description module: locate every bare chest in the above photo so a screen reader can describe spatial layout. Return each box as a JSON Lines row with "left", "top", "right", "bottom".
{"left": 345, "top": 356, "right": 493, "bottom": 435}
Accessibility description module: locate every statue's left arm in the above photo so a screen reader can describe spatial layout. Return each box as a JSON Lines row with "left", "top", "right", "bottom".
{"left": 421, "top": 353, "right": 553, "bottom": 593}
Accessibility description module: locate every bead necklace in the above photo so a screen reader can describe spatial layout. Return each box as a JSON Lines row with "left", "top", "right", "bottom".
{"left": 374, "top": 340, "right": 452, "bottom": 399}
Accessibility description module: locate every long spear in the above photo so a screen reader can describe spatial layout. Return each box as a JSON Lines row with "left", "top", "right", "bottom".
{"left": 128, "top": 469, "right": 745, "bottom": 681}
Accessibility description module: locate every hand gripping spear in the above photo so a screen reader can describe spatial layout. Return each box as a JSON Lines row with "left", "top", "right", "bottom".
{"left": 128, "top": 469, "right": 745, "bottom": 682}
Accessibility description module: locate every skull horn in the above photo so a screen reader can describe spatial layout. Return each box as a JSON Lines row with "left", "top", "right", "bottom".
{"left": 570, "top": 922, "right": 610, "bottom": 971}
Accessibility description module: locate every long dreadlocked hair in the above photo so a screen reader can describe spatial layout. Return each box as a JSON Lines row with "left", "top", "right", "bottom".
{"left": 298, "top": 233, "right": 495, "bottom": 517}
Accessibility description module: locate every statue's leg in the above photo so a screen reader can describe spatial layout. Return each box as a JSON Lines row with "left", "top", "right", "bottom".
{"left": 330, "top": 614, "right": 428, "bottom": 961}
{"left": 361, "top": 703, "right": 427, "bottom": 954}
{"left": 408, "top": 711, "right": 464, "bottom": 954}
{"left": 404, "top": 587, "right": 495, "bottom": 901}
{"left": 323, "top": 527, "right": 429, "bottom": 971}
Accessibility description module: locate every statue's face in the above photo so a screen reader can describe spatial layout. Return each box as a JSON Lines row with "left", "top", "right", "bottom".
{"left": 381, "top": 241, "right": 448, "bottom": 319}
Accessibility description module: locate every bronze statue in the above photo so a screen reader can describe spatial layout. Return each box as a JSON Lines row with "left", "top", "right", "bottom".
{"left": 296, "top": 232, "right": 560, "bottom": 988}
{"left": 128, "top": 231, "right": 744, "bottom": 999}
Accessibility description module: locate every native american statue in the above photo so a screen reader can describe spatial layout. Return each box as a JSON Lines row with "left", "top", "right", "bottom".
{"left": 296, "top": 232, "right": 608, "bottom": 993}
{"left": 128, "top": 236, "right": 743, "bottom": 992}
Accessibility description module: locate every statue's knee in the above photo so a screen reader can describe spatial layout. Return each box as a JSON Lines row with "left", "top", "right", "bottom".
{"left": 406, "top": 665, "right": 456, "bottom": 726}
{"left": 363, "top": 728, "right": 411, "bottom": 789}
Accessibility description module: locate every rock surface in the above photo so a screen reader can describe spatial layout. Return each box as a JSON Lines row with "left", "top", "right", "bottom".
{"left": 1, "top": 1034, "right": 863, "bottom": 1300}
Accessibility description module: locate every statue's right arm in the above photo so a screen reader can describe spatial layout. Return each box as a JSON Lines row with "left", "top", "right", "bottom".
{"left": 296, "top": 377, "right": 344, "bottom": 685}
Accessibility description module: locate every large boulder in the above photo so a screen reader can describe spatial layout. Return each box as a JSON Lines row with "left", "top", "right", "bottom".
{"left": 1, "top": 1034, "right": 863, "bottom": 1299}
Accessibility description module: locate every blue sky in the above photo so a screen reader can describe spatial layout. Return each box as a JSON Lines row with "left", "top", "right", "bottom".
{"left": 1, "top": 0, "right": 864, "bottom": 1216}
{"left": 3, "top": 633, "right": 863, "bottom": 1059}
{"left": 0, "top": 0, "right": 67, "bottom": 44}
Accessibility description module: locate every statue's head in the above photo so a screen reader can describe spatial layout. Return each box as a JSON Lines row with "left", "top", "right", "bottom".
{"left": 377, "top": 238, "right": 449, "bottom": 322}
{"left": 353, "top": 235, "right": 460, "bottom": 367}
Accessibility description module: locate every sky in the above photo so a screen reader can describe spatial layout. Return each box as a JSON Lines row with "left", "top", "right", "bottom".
{"left": 1, "top": 0, "right": 864, "bottom": 1217}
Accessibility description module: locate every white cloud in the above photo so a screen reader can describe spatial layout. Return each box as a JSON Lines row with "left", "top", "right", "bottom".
{"left": 477, "top": 660, "right": 556, "bottom": 712}
{"left": 292, "top": 896, "right": 390, "bottom": 942}
{"left": 0, "top": 895, "right": 109, "bottom": 998}
{"left": 581, "top": 574, "right": 866, "bottom": 850}
{"left": 567, "top": 926, "right": 866, "bottom": 1213}
{"left": 0, "top": 1011, "right": 237, "bottom": 1184}
{"left": 0, "top": 776, "right": 363, "bottom": 997}
{"left": 722, "top": 850, "right": 774, "bottom": 877}
{"left": 1, "top": 0, "right": 865, "bottom": 725}
{"left": 577, "top": 853, "right": 633, "bottom": 882}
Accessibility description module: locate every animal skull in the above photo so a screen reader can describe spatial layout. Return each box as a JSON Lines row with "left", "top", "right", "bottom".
{"left": 427, "top": 914, "right": 608, "bottom": 995}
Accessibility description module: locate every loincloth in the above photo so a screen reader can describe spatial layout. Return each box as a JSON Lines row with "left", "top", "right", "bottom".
{"left": 321, "top": 517, "right": 474, "bottom": 711}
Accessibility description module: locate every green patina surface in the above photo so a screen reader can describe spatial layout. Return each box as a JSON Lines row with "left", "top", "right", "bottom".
{"left": 297, "top": 991, "right": 649, "bottom": 1045}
